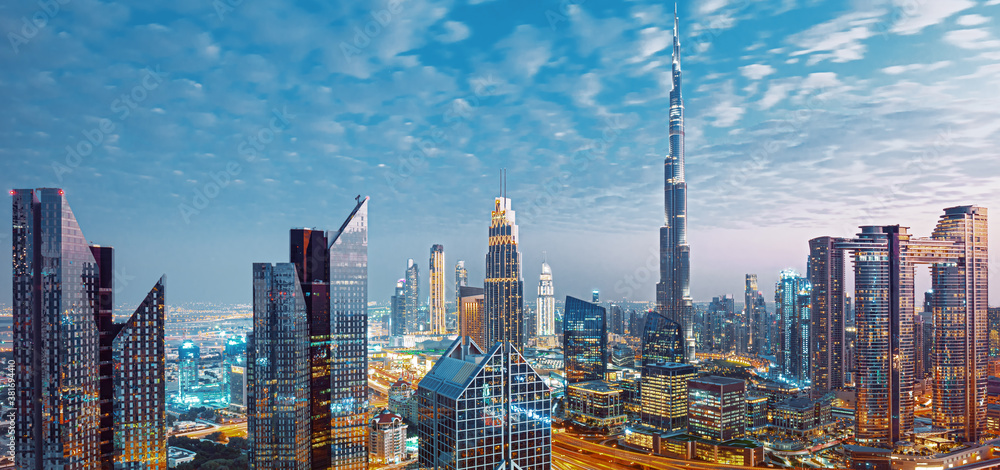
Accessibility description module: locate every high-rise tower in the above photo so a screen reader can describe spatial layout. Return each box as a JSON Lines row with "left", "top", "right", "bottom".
{"left": 404, "top": 259, "right": 420, "bottom": 333}
{"left": 656, "top": 7, "right": 694, "bottom": 362}
{"left": 537, "top": 261, "right": 555, "bottom": 337}
{"left": 484, "top": 190, "right": 524, "bottom": 349}
{"left": 808, "top": 237, "right": 848, "bottom": 392}
{"left": 429, "top": 244, "right": 446, "bottom": 335}
{"left": 329, "top": 196, "right": 370, "bottom": 469}
{"left": 455, "top": 260, "right": 468, "bottom": 303}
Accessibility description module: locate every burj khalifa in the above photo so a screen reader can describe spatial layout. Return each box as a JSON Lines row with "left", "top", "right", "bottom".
{"left": 656, "top": 8, "right": 695, "bottom": 361}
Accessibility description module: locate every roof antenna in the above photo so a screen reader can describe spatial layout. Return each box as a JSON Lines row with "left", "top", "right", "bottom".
{"left": 503, "top": 168, "right": 507, "bottom": 199}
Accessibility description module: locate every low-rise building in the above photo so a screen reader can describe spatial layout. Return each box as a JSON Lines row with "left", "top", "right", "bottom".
{"left": 388, "top": 379, "right": 418, "bottom": 424}
{"left": 566, "top": 380, "right": 626, "bottom": 433}
{"left": 770, "top": 394, "right": 834, "bottom": 437}
{"left": 167, "top": 447, "right": 197, "bottom": 468}
{"left": 746, "top": 394, "right": 768, "bottom": 433}
{"left": 369, "top": 410, "right": 408, "bottom": 465}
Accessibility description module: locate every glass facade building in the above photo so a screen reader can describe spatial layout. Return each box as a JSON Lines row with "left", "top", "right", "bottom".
{"left": 745, "top": 275, "right": 766, "bottom": 356}
{"left": 429, "top": 244, "right": 446, "bottom": 335}
{"left": 12, "top": 189, "right": 167, "bottom": 470}
{"left": 417, "top": 338, "right": 551, "bottom": 470}
{"left": 455, "top": 260, "right": 468, "bottom": 304}
{"left": 484, "top": 197, "right": 524, "bottom": 349}
{"left": 640, "top": 362, "right": 697, "bottom": 432}
{"left": 808, "top": 236, "right": 848, "bottom": 392}
{"left": 656, "top": 11, "right": 695, "bottom": 362}
{"left": 179, "top": 341, "right": 200, "bottom": 395}
{"left": 328, "top": 197, "right": 370, "bottom": 469}
{"left": 458, "top": 286, "right": 486, "bottom": 349}
{"left": 249, "top": 263, "right": 311, "bottom": 469}
{"left": 774, "top": 270, "right": 811, "bottom": 386}
{"left": 563, "top": 296, "right": 607, "bottom": 384}
{"left": 642, "top": 311, "right": 684, "bottom": 368}
{"left": 390, "top": 279, "right": 406, "bottom": 337}
{"left": 405, "top": 259, "right": 420, "bottom": 334}
{"left": 688, "top": 376, "right": 746, "bottom": 442}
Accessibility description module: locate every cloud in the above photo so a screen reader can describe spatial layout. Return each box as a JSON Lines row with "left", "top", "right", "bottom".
{"left": 739, "top": 64, "right": 776, "bottom": 80}
{"left": 881, "top": 60, "right": 952, "bottom": 75}
{"left": 944, "top": 28, "right": 1000, "bottom": 50}
{"left": 758, "top": 81, "right": 794, "bottom": 110}
{"left": 889, "top": 0, "right": 975, "bottom": 35}
{"left": 437, "top": 21, "right": 470, "bottom": 43}
{"left": 788, "top": 10, "right": 884, "bottom": 65}
{"left": 496, "top": 25, "right": 553, "bottom": 80}
{"left": 956, "top": 14, "right": 989, "bottom": 27}
{"left": 700, "top": 81, "right": 746, "bottom": 127}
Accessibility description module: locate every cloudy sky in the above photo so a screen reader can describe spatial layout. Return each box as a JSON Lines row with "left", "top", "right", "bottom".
{"left": 2, "top": 0, "right": 1000, "bottom": 309}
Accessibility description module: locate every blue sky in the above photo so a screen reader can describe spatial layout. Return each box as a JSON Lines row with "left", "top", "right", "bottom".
{"left": 2, "top": 0, "right": 1000, "bottom": 308}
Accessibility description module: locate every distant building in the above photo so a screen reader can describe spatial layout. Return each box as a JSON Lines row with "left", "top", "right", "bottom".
{"left": 774, "top": 270, "right": 811, "bottom": 386}
{"left": 808, "top": 236, "right": 848, "bottom": 392}
{"left": 387, "top": 380, "right": 417, "bottom": 424}
{"left": 458, "top": 286, "right": 486, "bottom": 349}
{"left": 746, "top": 395, "right": 768, "bottom": 433}
{"left": 770, "top": 394, "right": 834, "bottom": 437}
{"left": 429, "top": 245, "right": 446, "bottom": 335}
{"left": 745, "top": 275, "right": 767, "bottom": 355}
{"left": 641, "top": 362, "right": 697, "bottom": 432}
{"left": 405, "top": 260, "right": 420, "bottom": 334}
{"left": 179, "top": 340, "right": 201, "bottom": 395}
{"left": 563, "top": 296, "right": 607, "bottom": 384}
{"left": 642, "top": 311, "right": 684, "bottom": 368}
{"left": 369, "top": 410, "right": 407, "bottom": 465}
{"left": 536, "top": 262, "right": 556, "bottom": 337}
{"left": 688, "top": 376, "right": 746, "bottom": 442}
{"left": 592, "top": 290, "right": 599, "bottom": 304}
{"left": 417, "top": 338, "right": 550, "bottom": 470}
{"left": 229, "top": 360, "right": 247, "bottom": 409}
{"left": 566, "top": 381, "right": 626, "bottom": 433}
{"left": 454, "top": 260, "right": 468, "bottom": 304}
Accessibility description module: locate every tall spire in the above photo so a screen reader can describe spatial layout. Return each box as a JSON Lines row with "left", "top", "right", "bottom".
{"left": 673, "top": 4, "right": 680, "bottom": 68}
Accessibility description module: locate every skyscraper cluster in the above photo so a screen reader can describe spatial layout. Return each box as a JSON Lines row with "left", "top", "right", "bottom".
{"left": 12, "top": 188, "right": 167, "bottom": 470}
{"left": 249, "top": 197, "right": 369, "bottom": 469}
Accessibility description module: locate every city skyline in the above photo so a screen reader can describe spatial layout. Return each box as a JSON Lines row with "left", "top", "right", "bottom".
{"left": 3, "top": 1, "right": 1000, "bottom": 307}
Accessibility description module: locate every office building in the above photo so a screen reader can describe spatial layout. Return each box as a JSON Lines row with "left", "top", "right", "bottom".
{"left": 609, "top": 305, "right": 625, "bottom": 336}
{"left": 537, "top": 262, "right": 556, "bottom": 337}
{"left": 230, "top": 359, "right": 247, "bottom": 409}
{"left": 567, "top": 381, "right": 626, "bottom": 433}
{"left": 688, "top": 376, "right": 746, "bottom": 442}
{"left": 179, "top": 340, "right": 200, "bottom": 395}
{"left": 458, "top": 286, "right": 486, "bottom": 348}
{"left": 329, "top": 197, "right": 370, "bottom": 469}
{"left": 745, "top": 275, "right": 766, "bottom": 355}
{"left": 990, "top": 307, "right": 1000, "bottom": 358}
{"left": 429, "top": 244, "right": 446, "bottom": 335}
{"left": 771, "top": 395, "right": 834, "bottom": 437}
{"left": 455, "top": 260, "right": 468, "bottom": 303}
{"left": 417, "top": 338, "right": 551, "bottom": 470}
{"left": 592, "top": 290, "right": 599, "bottom": 304}
{"left": 746, "top": 395, "right": 768, "bottom": 432}
{"left": 914, "top": 314, "right": 925, "bottom": 381}
{"left": 642, "top": 311, "right": 684, "bottom": 368}
{"left": 248, "top": 263, "right": 311, "bottom": 469}
{"left": 656, "top": 11, "right": 695, "bottom": 362}
{"left": 705, "top": 295, "right": 736, "bottom": 354}
{"left": 405, "top": 259, "right": 420, "bottom": 334}
{"left": 774, "top": 270, "right": 811, "bottom": 386}
{"left": 640, "top": 362, "right": 697, "bottom": 432}
{"left": 484, "top": 194, "right": 525, "bottom": 349}
{"left": 390, "top": 279, "right": 406, "bottom": 337}
{"left": 563, "top": 296, "right": 607, "bottom": 384}
{"left": 369, "top": 410, "right": 407, "bottom": 465}
{"left": 808, "top": 237, "right": 848, "bottom": 392}
{"left": 13, "top": 189, "right": 169, "bottom": 470}
{"left": 289, "top": 228, "right": 333, "bottom": 469}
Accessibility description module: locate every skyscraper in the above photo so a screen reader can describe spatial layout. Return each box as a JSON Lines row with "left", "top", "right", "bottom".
{"left": 404, "top": 259, "right": 420, "bottom": 334}
{"left": 417, "top": 338, "right": 551, "bottom": 470}
{"left": 640, "top": 362, "right": 697, "bottom": 432}
{"left": 249, "top": 263, "right": 311, "bottom": 469}
{"left": 329, "top": 196, "right": 370, "bottom": 469}
{"left": 563, "top": 296, "right": 607, "bottom": 384}
{"left": 642, "top": 311, "right": 685, "bottom": 368}
{"left": 484, "top": 195, "right": 524, "bottom": 349}
{"left": 179, "top": 341, "right": 200, "bottom": 395}
{"left": 656, "top": 8, "right": 695, "bottom": 362}
{"left": 808, "top": 236, "right": 848, "bottom": 392}
{"left": 455, "top": 260, "right": 468, "bottom": 303}
{"left": 774, "top": 270, "right": 811, "bottom": 386}
{"left": 429, "top": 244, "right": 446, "bottom": 335}
{"left": 289, "top": 228, "right": 332, "bottom": 469}
{"left": 688, "top": 376, "right": 747, "bottom": 442}
{"left": 13, "top": 188, "right": 167, "bottom": 470}
{"left": 536, "top": 261, "right": 555, "bottom": 337}
{"left": 390, "top": 279, "right": 406, "bottom": 337}
{"left": 745, "top": 274, "right": 766, "bottom": 355}
{"left": 458, "top": 286, "right": 486, "bottom": 348}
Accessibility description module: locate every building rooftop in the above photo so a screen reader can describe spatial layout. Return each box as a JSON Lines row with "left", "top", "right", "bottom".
{"left": 691, "top": 375, "right": 745, "bottom": 386}
{"left": 568, "top": 380, "right": 621, "bottom": 394}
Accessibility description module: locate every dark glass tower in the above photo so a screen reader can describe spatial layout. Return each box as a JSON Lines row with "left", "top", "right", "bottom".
{"left": 390, "top": 279, "right": 406, "bottom": 337}
{"left": 13, "top": 189, "right": 166, "bottom": 470}
{"left": 642, "top": 311, "right": 684, "bottom": 369}
{"left": 249, "top": 263, "right": 311, "bottom": 469}
{"left": 290, "top": 228, "right": 332, "bottom": 469}
{"left": 328, "top": 197, "right": 369, "bottom": 469}
{"left": 808, "top": 237, "right": 848, "bottom": 392}
{"left": 656, "top": 8, "right": 694, "bottom": 361}
{"left": 484, "top": 196, "right": 524, "bottom": 349}
{"left": 404, "top": 259, "right": 420, "bottom": 334}
{"left": 774, "top": 270, "right": 812, "bottom": 386}
{"left": 563, "top": 296, "right": 607, "bottom": 384}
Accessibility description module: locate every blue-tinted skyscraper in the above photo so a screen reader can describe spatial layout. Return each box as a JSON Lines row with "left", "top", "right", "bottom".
{"left": 564, "top": 296, "right": 607, "bottom": 384}
{"left": 249, "top": 263, "right": 311, "bottom": 469}
{"left": 390, "top": 279, "right": 406, "bottom": 337}
{"left": 329, "top": 197, "right": 370, "bottom": 469}
{"left": 417, "top": 338, "right": 551, "bottom": 470}
{"left": 774, "top": 270, "right": 811, "bottom": 386}
{"left": 179, "top": 341, "right": 200, "bottom": 395}
{"left": 642, "top": 311, "right": 684, "bottom": 368}
{"left": 656, "top": 8, "right": 695, "bottom": 362}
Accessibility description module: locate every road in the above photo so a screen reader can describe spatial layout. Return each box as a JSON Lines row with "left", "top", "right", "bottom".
{"left": 554, "top": 433, "right": 764, "bottom": 470}
{"left": 174, "top": 422, "right": 247, "bottom": 440}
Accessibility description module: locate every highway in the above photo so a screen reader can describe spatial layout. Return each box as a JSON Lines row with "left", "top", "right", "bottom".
{"left": 173, "top": 421, "right": 247, "bottom": 440}
{"left": 554, "top": 433, "right": 764, "bottom": 470}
